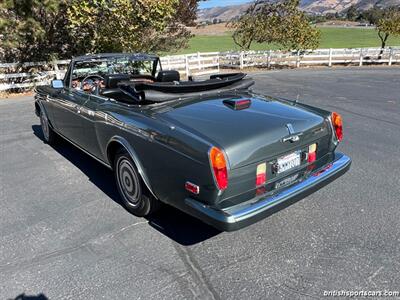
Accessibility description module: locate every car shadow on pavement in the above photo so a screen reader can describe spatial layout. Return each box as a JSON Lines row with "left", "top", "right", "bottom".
{"left": 146, "top": 206, "right": 221, "bottom": 245}
{"left": 8, "top": 294, "right": 48, "bottom": 300}
{"left": 32, "top": 125, "right": 221, "bottom": 245}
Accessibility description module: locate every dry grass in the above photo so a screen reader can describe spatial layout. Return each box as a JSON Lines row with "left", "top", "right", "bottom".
{"left": 0, "top": 91, "right": 34, "bottom": 99}
{"left": 189, "top": 23, "right": 233, "bottom": 36}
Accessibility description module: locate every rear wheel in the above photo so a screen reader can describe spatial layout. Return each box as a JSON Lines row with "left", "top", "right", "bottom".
{"left": 40, "top": 109, "right": 56, "bottom": 144}
{"left": 114, "top": 149, "right": 159, "bottom": 217}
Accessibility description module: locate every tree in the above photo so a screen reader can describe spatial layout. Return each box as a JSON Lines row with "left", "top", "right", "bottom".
{"left": 376, "top": 8, "right": 400, "bottom": 58}
{"left": 176, "top": 0, "right": 198, "bottom": 26}
{"left": 228, "top": 0, "right": 320, "bottom": 51}
{"left": 0, "top": 0, "right": 199, "bottom": 62}
{"left": 0, "top": 0, "right": 74, "bottom": 62}
{"left": 359, "top": 6, "right": 400, "bottom": 58}
{"left": 346, "top": 5, "right": 358, "bottom": 21}
{"left": 147, "top": 0, "right": 198, "bottom": 52}
{"left": 229, "top": 2, "right": 263, "bottom": 50}
{"left": 68, "top": 0, "right": 180, "bottom": 54}
{"left": 279, "top": 12, "right": 321, "bottom": 51}
{"left": 359, "top": 7, "right": 384, "bottom": 25}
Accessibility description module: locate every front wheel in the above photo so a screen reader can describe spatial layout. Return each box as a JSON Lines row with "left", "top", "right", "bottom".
{"left": 114, "top": 149, "right": 159, "bottom": 217}
{"left": 40, "top": 109, "right": 56, "bottom": 144}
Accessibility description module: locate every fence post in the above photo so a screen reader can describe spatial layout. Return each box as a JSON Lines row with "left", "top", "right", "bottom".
{"left": 267, "top": 50, "right": 271, "bottom": 69}
{"left": 185, "top": 55, "right": 190, "bottom": 80}
{"left": 359, "top": 49, "right": 363, "bottom": 66}
{"left": 197, "top": 52, "right": 201, "bottom": 70}
{"left": 388, "top": 48, "right": 393, "bottom": 66}
{"left": 296, "top": 50, "right": 301, "bottom": 68}
{"left": 239, "top": 51, "right": 244, "bottom": 70}
{"left": 217, "top": 54, "right": 220, "bottom": 73}
{"left": 328, "top": 48, "right": 333, "bottom": 67}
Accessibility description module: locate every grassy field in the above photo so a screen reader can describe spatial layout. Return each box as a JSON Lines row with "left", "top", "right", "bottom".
{"left": 173, "top": 27, "right": 400, "bottom": 54}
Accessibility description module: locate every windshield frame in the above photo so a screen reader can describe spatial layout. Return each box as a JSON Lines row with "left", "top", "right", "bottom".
{"left": 67, "top": 55, "right": 161, "bottom": 89}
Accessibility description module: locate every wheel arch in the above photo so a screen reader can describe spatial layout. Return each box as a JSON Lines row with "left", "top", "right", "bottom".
{"left": 106, "top": 136, "right": 158, "bottom": 199}
{"left": 35, "top": 101, "right": 41, "bottom": 117}
{"left": 36, "top": 99, "right": 55, "bottom": 129}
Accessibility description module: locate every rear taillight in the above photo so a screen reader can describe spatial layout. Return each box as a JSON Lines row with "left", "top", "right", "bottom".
{"left": 209, "top": 147, "right": 228, "bottom": 190}
{"left": 331, "top": 112, "right": 343, "bottom": 142}
{"left": 256, "top": 163, "right": 266, "bottom": 186}
{"left": 308, "top": 143, "right": 317, "bottom": 163}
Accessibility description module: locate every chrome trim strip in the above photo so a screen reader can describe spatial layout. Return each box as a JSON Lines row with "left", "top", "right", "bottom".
{"left": 185, "top": 152, "right": 351, "bottom": 225}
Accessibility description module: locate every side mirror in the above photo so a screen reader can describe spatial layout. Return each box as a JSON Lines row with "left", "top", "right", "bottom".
{"left": 51, "top": 79, "right": 63, "bottom": 89}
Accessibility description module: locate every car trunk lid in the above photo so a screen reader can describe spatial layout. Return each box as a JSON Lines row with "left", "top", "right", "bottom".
{"left": 159, "top": 96, "right": 330, "bottom": 169}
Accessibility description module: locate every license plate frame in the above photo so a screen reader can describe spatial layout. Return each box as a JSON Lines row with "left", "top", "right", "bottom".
{"left": 275, "top": 173, "right": 299, "bottom": 189}
{"left": 276, "top": 151, "right": 301, "bottom": 174}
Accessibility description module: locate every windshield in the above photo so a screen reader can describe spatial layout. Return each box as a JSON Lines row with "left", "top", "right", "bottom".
{"left": 71, "top": 57, "right": 160, "bottom": 81}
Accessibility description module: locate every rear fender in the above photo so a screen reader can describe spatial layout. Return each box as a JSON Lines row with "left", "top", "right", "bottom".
{"left": 107, "top": 136, "right": 157, "bottom": 199}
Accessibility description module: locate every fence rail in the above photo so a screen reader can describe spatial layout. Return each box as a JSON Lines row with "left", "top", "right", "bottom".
{"left": 1, "top": 47, "right": 399, "bottom": 92}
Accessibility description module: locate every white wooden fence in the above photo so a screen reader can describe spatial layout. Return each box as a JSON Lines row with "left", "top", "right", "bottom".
{"left": 1, "top": 47, "right": 399, "bottom": 91}
{"left": 0, "top": 60, "right": 70, "bottom": 91}
{"left": 219, "top": 47, "right": 400, "bottom": 69}
{"left": 161, "top": 52, "right": 220, "bottom": 77}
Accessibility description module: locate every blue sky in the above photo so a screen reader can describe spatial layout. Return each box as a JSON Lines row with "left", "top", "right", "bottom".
{"left": 199, "top": 0, "right": 251, "bottom": 9}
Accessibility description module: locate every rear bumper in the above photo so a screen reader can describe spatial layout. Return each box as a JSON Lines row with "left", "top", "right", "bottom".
{"left": 185, "top": 152, "right": 351, "bottom": 231}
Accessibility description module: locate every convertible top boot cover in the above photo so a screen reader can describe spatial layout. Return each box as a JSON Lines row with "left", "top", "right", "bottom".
{"left": 139, "top": 78, "right": 255, "bottom": 102}
{"left": 117, "top": 73, "right": 253, "bottom": 102}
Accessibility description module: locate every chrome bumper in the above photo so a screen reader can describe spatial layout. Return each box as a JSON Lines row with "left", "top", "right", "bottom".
{"left": 185, "top": 152, "right": 351, "bottom": 231}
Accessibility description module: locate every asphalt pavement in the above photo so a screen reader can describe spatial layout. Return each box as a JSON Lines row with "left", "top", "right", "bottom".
{"left": 1, "top": 67, "right": 399, "bottom": 299}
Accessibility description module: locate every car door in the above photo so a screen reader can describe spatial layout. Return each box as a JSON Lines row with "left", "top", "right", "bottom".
{"left": 51, "top": 88, "right": 89, "bottom": 146}
{"left": 78, "top": 93, "right": 108, "bottom": 159}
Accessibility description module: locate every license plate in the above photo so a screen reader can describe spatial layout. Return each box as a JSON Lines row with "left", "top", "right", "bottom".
{"left": 277, "top": 151, "right": 301, "bottom": 174}
{"left": 275, "top": 173, "right": 299, "bottom": 189}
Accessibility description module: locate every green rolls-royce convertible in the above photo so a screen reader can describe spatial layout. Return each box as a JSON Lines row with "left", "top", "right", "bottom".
{"left": 34, "top": 53, "right": 351, "bottom": 231}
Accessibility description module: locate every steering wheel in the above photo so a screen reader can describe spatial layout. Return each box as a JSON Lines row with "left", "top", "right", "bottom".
{"left": 80, "top": 75, "right": 105, "bottom": 93}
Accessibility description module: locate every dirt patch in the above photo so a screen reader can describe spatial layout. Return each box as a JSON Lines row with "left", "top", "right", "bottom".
{"left": 189, "top": 21, "right": 372, "bottom": 37}
{"left": 0, "top": 91, "right": 34, "bottom": 99}
{"left": 189, "top": 23, "right": 233, "bottom": 36}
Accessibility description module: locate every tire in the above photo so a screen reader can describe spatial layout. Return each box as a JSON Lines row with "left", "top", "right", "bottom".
{"left": 114, "top": 149, "right": 160, "bottom": 217}
{"left": 40, "top": 109, "right": 56, "bottom": 144}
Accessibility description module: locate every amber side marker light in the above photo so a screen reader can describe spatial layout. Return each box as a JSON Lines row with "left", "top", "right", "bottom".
{"left": 209, "top": 147, "right": 228, "bottom": 190}
{"left": 331, "top": 112, "right": 343, "bottom": 142}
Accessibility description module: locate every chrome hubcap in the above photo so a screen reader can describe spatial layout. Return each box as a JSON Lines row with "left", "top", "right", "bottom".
{"left": 40, "top": 112, "right": 49, "bottom": 141}
{"left": 117, "top": 158, "right": 140, "bottom": 206}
